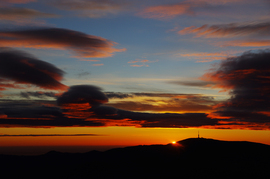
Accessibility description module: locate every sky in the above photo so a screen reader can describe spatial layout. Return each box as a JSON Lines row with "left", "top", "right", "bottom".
{"left": 0, "top": 0, "right": 270, "bottom": 155}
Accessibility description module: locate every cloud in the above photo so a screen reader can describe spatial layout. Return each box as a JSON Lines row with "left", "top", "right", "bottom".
{"left": 105, "top": 92, "right": 133, "bottom": 99}
{"left": 138, "top": 2, "right": 198, "bottom": 19}
{"left": 130, "top": 65, "right": 145, "bottom": 67}
{"left": 2, "top": 77, "right": 269, "bottom": 129}
{"left": 107, "top": 92, "right": 215, "bottom": 99}
{"left": 0, "top": 86, "right": 110, "bottom": 127}
{"left": 202, "top": 50, "right": 270, "bottom": 127}
{"left": 0, "top": 101, "right": 62, "bottom": 118}
{"left": 179, "top": 22, "right": 270, "bottom": 38}
{"left": 92, "top": 64, "right": 104, "bottom": 66}
{"left": 91, "top": 105, "right": 118, "bottom": 116}
{"left": 113, "top": 110, "right": 218, "bottom": 128}
{"left": 140, "top": 113, "right": 217, "bottom": 128}
{"left": 0, "top": 28, "right": 126, "bottom": 58}
{"left": 128, "top": 59, "right": 158, "bottom": 67}
{"left": 20, "top": 91, "right": 58, "bottom": 99}
{"left": 57, "top": 85, "right": 108, "bottom": 107}
{"left": 0, "top": 48, "right": 66, "bottom": 91}
{"left": 0, "top": 7, "right": 58, "bottom": 21}
{"left": 0, "top": 115, "right": 105, "bottom": 127}
{"left": 50, "top": 0, "right": 129, "bottom": 18}
{"left": 0, "top": 86, "right": 219, "bottom": 128}
{"left": 138, "top": 0, "right": 254, "bottom": 20}
{"left": 0, "top": 100, "right": 105, "bottom": 127}
{"left": 178, "top": 52, "right": 232, "bottom": 62}
{"left": 107, "top": 100, "right": 214, "bottom": 114}
{"left": 0, "top": 85, "right": 111, "bottom": 127}
{"left": 168, "top": 80, "right": 216, "bottom": 88}
{"left": 188, "top": 0, "right": 245, "bottom": 4}
{"left": 90, "top": 104, "right": 218, "bottom": 128}
{"left": 56, "top": 85, "right": 108, "bottom": 120}
{"left": 0, "top": 78, "right": 25, "bottom": 91}
{"left": 0, "top": 0, "right": 36, "bottom": 4}
{"left": 223, "top": 40, "right": 270, "bottom": 47}
{"left": 106, "top": 93, "right": 217, "bottom": 114}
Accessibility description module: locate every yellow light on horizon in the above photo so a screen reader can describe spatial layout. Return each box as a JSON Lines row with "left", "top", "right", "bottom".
{"left": 172, "top": 141, "right": 176, "bottom": 144}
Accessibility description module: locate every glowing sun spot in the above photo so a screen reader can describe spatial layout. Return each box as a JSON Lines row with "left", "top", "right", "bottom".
{"left": 172, "top": 141, "right": 176, "bottom": 144}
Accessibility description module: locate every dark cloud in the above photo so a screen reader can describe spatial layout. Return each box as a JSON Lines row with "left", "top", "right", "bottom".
{"left": 179, "top": 21, "right": 270, "bottom": 38}
{"left": 0, "top": 104, "right": 63, "bottom": 119}
{"left": 139, "top": 112, "right": 217, "bottom": 128}
{"left": 55, "top": 86, "right": 219, "bottom": 128}
{"left": 0, "top": 100, "right": 105, "bottom": 127}
{"left": 0, "top": 28, "right": 126, "bottom": 58}
{"left": 57, "top": 85, "right": 108, "bottom": 106}
{"left": 132, "top": 92, "right": 176, "bottom": 97}
{"left": 0, "top": 85, "right": 110, "bottom": 127}
{"left": 105, "top": 92, "right": 133, "bottom": 99}
{"left": 97, "top": 109, "right": 218, "bottom": 128}
{"left": 13, "top": 85, "right": 217, "bottom": 128}
{"left": 106, "top": 92, "right": 215, "bottom": 99}
{"left": 0, "top": 117, "right": 104, "bottom": 127}
{"left": 204, "top": 50, "right": 270, "bottom": 127}
{"left": 91, "top": 105, "right": 118, "bottom": 116}
{"left": 168, "top": 80, "right": 216, "bottom": 87}
{"left": 0, "top": 48, "right": 66, "bottom": 90}
{"left": 3, "top": 72, "right": 269, "bottom": 129}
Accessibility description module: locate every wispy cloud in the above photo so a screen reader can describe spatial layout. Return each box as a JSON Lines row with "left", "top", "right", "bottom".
{"left": 223, "top": 40, "right": 270, "bottom": 47}
{"left": 0, "top": 0, "right": 36, "bottom": 4}
{"left": 179, "top": 22, "right": 270, "bottom": 38}
{"left": 168, "top": 80, "right": 216, "bottom": 88}
{"left": 20, "top": 91, "right": 58, "bottom": 99}
{"left": 0, "top": 7, "right": 59, "bottom": 21}
{"left": 178, "top": 52, "right": 233, "bottom": 62}
{"left": 128, "top": 59, "right": 158, "bottom": 67}
{"left": 138, "top": 0, "right": 259, "bottom": 20}
{"left": 92, "top": 64, "right": 104, "bottom": 66}
{"left": 179, "top": 21, "right": 270, "bottom": 47}
{"left": 49, "top": 0, "right": 130, "bottom": 18}
{"left": 189, "top": 0, "right": 244, "bottom": 4}
{"left": 138, "top": 2, "right": 196, "bottom": 19}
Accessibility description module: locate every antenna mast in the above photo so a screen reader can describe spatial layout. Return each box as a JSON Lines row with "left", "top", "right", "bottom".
{"left": 198, "top": 131, "right": 200, "bottom": 138}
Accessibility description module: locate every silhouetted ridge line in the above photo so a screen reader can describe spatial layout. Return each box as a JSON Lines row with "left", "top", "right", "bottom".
{"left": 0, "top": 138, "right": 269, "bottom": 179}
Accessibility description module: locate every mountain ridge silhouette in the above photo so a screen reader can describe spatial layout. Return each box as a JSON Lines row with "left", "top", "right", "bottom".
{"left": 1, "top": 138, "right": 269, "bottom": 179}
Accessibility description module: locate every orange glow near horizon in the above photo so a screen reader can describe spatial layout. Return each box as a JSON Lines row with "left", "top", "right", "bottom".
{"left": 0, "top": 126, "right": 269, "bottom": 149}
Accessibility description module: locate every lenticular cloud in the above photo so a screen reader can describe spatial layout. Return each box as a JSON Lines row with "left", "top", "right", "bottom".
{"left": 0, "top": 28, "right": 126, "bottom": 58}
{"left": 0, "top": 48, "right": 66, "bottom": 90}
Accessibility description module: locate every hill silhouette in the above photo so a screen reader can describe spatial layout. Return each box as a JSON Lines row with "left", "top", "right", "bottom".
{"left": 1, "top": 138, "right": 269, "bottom": 179}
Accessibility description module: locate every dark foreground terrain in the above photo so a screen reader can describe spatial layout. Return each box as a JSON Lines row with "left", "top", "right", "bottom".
{"left": 1, "top": 138, "right": 270, "bottom": 179}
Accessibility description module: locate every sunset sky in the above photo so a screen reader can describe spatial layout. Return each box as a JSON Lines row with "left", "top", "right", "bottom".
{"left": 0, "top": 0, "right": 270, "bottom": 155}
